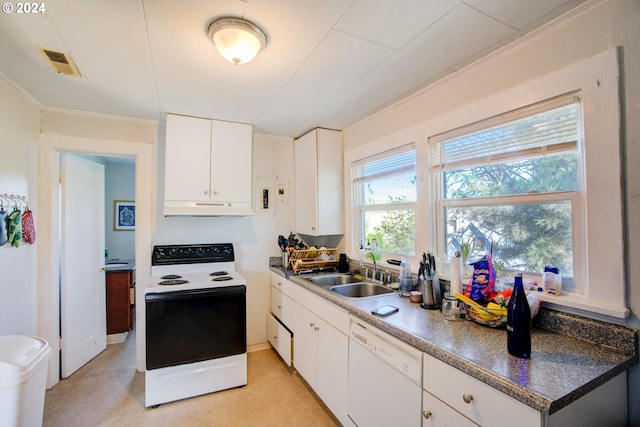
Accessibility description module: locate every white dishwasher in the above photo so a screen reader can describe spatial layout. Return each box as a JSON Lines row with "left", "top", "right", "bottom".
{"left": 348, "top": 317, "right": 423, "bottom": 427}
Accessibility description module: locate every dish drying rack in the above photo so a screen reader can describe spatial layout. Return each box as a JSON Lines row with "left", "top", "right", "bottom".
{"left": 287, "top": 247, "right": 338, "bottom": 273}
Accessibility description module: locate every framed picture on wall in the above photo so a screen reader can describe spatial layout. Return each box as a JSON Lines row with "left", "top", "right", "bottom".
{"left": 114, "top": 200, "right": 135, "bottom": 231}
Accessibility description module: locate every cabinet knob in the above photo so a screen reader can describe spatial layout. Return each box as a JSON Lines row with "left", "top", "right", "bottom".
{"left": 277, "top": 305, "right": 282, "bottom": 309}
{"left": 314, "top": 326, "right": 319, "bottom": 331}
{"left": 101, "top": 267, "right": 108, "bottom": 272}
{"left": 422, "top": 410, "right": 432, "bottom": 419}
{"left": 277, "top": 282, "right": 282, "bottom": 286}
{"left": 213, "top": 190, "right": 218, "bottom": 195}
{"left": 204, "top": 190, "right": 208, "bottom": 195}
{"left": 309, "top": 322, "right": 315, "bottom": 328}
{"left": 273, "top": 335, "right": 278, "bottom": 340}
{"left": 462, "top": 393, "right": 473, "bottom": 404}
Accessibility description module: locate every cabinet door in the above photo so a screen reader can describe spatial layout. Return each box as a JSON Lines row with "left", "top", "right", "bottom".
{"left": 294, "top": 130, "right": 318, "bottom": 235}
{"left": 422, "top": 390, "right": 478, "bottom": 427}
{"left": 293, "top": 302, "right": 317, "bottom": 387}
{"left": 315, "top": 317, "right": 349, "bottom": 426}
{"left": 267, "top": 313, "right": 292, "bottom": 366}
{"left": 164, "top": 114, "right": 212, "bottom": 201}
{"left": 210, "top": 120, "right": 252, "bottom": 203}
{"left": 315, "top": 128, "right": 343, "bottom": 235}
{"left": 106, "top": 272, "right": 131, "bottom": 334}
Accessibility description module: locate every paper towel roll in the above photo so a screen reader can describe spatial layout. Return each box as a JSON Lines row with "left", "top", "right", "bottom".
{"left": 450, "top": 254, "right": 462, "bottom": 295}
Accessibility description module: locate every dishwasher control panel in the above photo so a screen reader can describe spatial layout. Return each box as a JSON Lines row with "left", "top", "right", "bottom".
{"left": 350, "top": 319, "right": 422, "bottom": 384}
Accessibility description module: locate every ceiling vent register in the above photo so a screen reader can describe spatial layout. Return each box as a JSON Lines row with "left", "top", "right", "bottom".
{"left": 38, "top": 47, "right": 81, "bottom": 77}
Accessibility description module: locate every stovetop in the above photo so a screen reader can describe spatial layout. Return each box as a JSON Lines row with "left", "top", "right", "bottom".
{"left": 147, "top": 243, "right": 246, "bottom": 294}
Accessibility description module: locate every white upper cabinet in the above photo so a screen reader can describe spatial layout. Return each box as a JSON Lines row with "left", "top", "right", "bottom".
{"left": 164, "top": 114, "right": 253, "bottom": 216}
{"left": 294, "top": 128, "right": 344, "bottom": 235}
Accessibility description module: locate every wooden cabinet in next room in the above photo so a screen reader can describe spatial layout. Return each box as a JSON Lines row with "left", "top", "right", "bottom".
{"left": 106, "top": 270, "right": 134, "bottom": 335}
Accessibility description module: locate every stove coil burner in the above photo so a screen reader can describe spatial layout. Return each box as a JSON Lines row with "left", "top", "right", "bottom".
{"left": 161, "top": 274, "right": 183, "bottom": 280}
{"left": 212, "top": 276, "right": 233, "bottom": 282}
{"left": 209, "top": 271, "right": 229, "bottom": 277}
{"left": 159, "top": 279, "right": 189, "bottom": 285}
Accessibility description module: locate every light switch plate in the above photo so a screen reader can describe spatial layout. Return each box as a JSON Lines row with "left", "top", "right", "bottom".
{"left": 276, "top": 179, "right": 289, "bottom": 203}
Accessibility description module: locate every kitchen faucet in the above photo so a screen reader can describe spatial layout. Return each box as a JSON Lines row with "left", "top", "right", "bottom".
{"left": 363, "top": 250, "right": 378, "bottom": 281}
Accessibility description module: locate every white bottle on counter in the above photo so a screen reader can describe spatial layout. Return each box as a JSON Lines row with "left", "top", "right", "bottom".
{"left": 543, "top": 266, "right": 561, "bottom": 295}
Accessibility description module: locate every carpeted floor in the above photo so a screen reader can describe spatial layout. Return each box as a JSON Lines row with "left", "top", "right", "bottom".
{"left": 43, "top": 331, "right": 338, "bottom": 427}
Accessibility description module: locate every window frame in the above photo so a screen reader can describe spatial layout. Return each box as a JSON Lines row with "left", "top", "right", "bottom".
{"left": 430, "top": 94, "right": 584, "bottom": 293}
{"left": 351, "top": 144, "right": 417, "bottom": 262}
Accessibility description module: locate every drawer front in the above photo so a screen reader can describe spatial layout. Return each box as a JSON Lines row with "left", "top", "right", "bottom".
{"left": 267, "top": 313, "right": 292, "bottom": 366}
{"left": 270, "top": 271, "right": 294, "bottom": 298}
{"left": 423, "top": 354, "right": 540, "bottom": 427}
{"left": 422, "top": 390, "right": 478, "bottom": 426}
{"left": 294, "top": 285, "right": 349, "bottom": 335}
{"left": 270, "top": 285, "right": 294, "bottom": 327}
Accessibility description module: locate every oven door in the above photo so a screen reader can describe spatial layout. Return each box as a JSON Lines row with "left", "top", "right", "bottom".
{"left": 145, "top": 285, "right": 246, "bottom": 370}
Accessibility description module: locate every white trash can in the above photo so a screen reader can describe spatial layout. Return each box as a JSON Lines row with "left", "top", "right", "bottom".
{"left": 0, "top": 336, "right": 52, "bottom": 427}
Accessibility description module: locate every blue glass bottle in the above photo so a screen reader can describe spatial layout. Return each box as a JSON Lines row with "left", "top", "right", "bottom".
{"left": 507, "top": 273, "right": 531, "bottom": 358}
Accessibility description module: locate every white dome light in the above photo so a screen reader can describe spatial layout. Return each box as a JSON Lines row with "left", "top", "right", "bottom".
{"left": 208, "top": 17, "right": 267, "bottom": 65}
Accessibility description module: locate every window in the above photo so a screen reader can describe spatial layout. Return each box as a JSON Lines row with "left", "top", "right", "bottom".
{"left": 352, "top": 146, "right": 416, "bottom": 259}
{"left": 346, "top": 48, "right": 624, "bottom": 319}
{"left": 430, "top": 93, "right": 582, "bottom": 292}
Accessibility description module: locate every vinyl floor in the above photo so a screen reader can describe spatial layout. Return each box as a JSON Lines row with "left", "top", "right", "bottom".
{"left": 43, "top": 331, "right": 338, "bottom": 427}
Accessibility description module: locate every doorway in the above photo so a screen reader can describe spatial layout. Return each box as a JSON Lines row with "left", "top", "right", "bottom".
{"left": 58, "top": 154, "right": 137, "bottom": 378}
{"left": 38, "top": 133, "right": 153, "bottom": 388}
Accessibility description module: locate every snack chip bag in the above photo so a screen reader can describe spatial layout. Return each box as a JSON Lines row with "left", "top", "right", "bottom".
{"left": 464, "top": 252, "right": 496, "bottom": 302}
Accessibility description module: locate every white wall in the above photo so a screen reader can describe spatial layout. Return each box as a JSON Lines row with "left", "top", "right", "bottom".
{"left": 0, "top": 77, "right": 40, "bottom": 336}
{"left": 153, "top": 130, "right": 296, "bottom": 347}
{"left": 105, "top": 162, "right": 136, "bottom": 260}
{"left": 38, "top": 110, "right": 295, "bottom": 364}
{"left": 344, "top": 0, "right": 640, "bottom": 423}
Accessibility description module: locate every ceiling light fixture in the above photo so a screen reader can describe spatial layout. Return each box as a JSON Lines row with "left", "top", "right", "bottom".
{"left": 207, "top": 17, "right": 267, "bottom": 65}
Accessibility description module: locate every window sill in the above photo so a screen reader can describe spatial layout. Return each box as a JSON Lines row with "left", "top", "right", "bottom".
{"left": 538, "top": 293, "right": 629, "bottom": 325}
{"left": 440, "top": 268, "right": 629, "bottom": 325}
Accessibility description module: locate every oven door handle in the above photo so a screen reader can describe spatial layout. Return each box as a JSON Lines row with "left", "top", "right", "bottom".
{"left": 145, "top": 285, "right": 245, "bottom": 302}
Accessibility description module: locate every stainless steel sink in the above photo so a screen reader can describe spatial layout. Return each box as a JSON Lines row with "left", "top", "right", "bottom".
{"left": 309, "top": 274, "right": 361, "bottom": 286}
{"left": 330, "top": 282, "right": 394, "bottom": 298}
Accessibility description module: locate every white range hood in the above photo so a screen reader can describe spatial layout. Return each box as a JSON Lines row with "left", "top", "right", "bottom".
{"left": 164, "top": 200, "right": 254, "bottom": 216}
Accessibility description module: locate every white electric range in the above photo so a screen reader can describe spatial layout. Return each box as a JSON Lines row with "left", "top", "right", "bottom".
{"left": 145, "top": 243, "right": 247, "bottom": 407}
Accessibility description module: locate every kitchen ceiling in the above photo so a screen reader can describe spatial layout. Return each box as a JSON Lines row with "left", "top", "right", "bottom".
{"left": 0, "top": 0, "right": 588, "bottom": 137}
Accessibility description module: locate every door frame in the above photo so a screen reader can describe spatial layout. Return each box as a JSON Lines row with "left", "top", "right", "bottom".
{"left": 37, "top": 133, "right": 153, "bottom": 387}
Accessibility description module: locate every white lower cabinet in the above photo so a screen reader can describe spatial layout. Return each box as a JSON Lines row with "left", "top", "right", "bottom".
{"left": 293, "top": 286, "right": 349, "bottom": 426}
{"left": 267, "top": 313, "right": 292, "bottom": 366}
{"left": 422, "top": 389, "right": 478, "bottom": 426}
{"left": 268, "top": 272, "right": 294, "bottom": 366}
{"left": 270, "top": 272, "right": 628, "bottom": 427}
{"left": 270, "top": 285, "right": 294, "bottom": 327}
{"left": 422, "top": 353, "right": 628, "bottom": 427}
{"left": 423, "top": 353, "right": 540, "bottom": 427}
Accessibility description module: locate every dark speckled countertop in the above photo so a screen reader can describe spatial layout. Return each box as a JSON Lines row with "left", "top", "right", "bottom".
{"left": 105, "top": 259, "right": 135, "bottom": 273}
{"left": 269, "top": 260, "right": 637, "bottom": 415}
